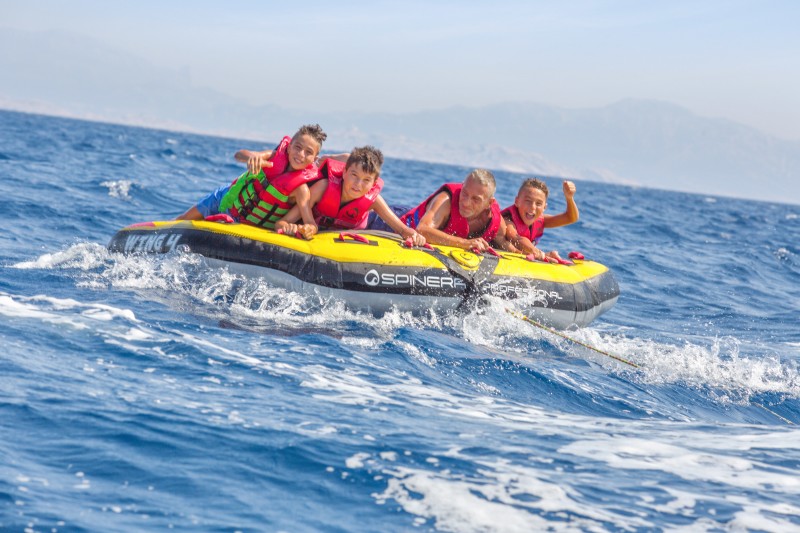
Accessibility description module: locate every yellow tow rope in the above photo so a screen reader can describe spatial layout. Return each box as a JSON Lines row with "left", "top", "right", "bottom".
{"left": 504, "top": 308, "right": 639, "bottom": 368}
{"left": 505, "top": 309, "right": 799, "bottom": 424}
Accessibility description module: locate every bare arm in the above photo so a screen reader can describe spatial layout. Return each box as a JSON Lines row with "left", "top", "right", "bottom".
{"left": 504, "top": 220, "right": 526, "bottom": 251}
{"left": 234, "top": 149, "right": 275, "bottom": 175}
{"left": 234, "top": 149, "right": 272, "bottom": 162}
{"left": 371, "top": 196, "right": 426, "bottom": 246}
{"left": 416, "top": 193, "right": 491, "bottom": 251}
{"left": 176, "top": 205, "right": 204, "bottom": 221}
{"left": 501, "top": 218, "right": 539, "bottom": 255}
{"left": 491, "top": 216, "right": 521, "bottom": 253}
{"left": 516, "top": 236, "right": 542, "bottom": 257}
{"left": 544, "top": 180, "right": 579, "bottom": 229}
{"left": 292, "top": 184, "right": 318, "bottom": 229}
{"left": 320, "top": 153, "right": 350, "bottom": 163}
{"left": 275, "top": 181, "right": 324, "bottom": 239}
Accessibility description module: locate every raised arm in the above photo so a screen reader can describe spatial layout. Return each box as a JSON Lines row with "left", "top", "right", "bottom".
{"left": 371, "top": 196, "right": 426, "bottom": 246}
{"left": 544, "top": 180, "right": 579, "bottom": 229}
{"left": 234, "top": 149, "right": 275, "bottom": 175}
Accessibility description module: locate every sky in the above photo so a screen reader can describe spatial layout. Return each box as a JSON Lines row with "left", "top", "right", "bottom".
{"left": 2, "top": 0, "right": 800, "bottom": 140}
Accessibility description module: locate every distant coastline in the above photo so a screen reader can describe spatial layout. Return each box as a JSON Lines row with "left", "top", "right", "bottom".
{"left": 2, "top": 103, "right": 798, "bottom": 207}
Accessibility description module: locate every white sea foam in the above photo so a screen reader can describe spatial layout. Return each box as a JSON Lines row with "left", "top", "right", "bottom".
{"left": 13, "top": 242, "right": 109, "bottom": 270}
{"left": 297, "top": 422, "right": 338, "bottom": 437}
{"left": 361, "top": 420, "right": 800, "bottom": 531}
{"left": 268, "top": 339, "right": 800, "bottom": 529}
{"left": 376, "top": 467, "right": 562, "bottom": 532}
{"left": 560, "top": 435, "right": 800, "bottom": 493}
{"left": 397, "top": 340, "right": 438, "bottom": 367}
{"left": 345, "top": 452, "right": 371, "bottom": 469}
{"left": 371, "top": 455, "right": 643, "bottom": 532}
{"left": 440, "top": 296, "right": 800, "bottom": 402}
{"left": 729, "top": 498, "right": 800, "bottom": 532}
{"left": 300, "top": 366, "right": 405, "bottom": 407}
{"left": 101, "top": 179, "right": 133, "bottom": 199}
{"left": 504, "top": 315, "right": 800, "bottom": 400}
{"left": 18, "top": 242, "right": 800, "bottom": 405}
{"left": 0, "top": 292, "right": 138, "bottom": 334}
{"left": 0, "top": 294, "right": 79, "bottom": 325}
{"left": 469, "top": 379, "right": 500, "bottom": 395}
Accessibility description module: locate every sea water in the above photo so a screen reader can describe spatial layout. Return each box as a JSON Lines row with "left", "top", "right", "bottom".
{"left": 1, "top": 109, "right": 799, "bottom": 532}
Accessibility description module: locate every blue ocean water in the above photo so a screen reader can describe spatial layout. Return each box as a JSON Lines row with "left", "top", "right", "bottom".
{"left": 1, "top": 108, "right": 799, "bottom": 532}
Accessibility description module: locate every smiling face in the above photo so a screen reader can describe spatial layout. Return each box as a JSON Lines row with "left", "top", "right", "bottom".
{"left": 286, "top": 133, "right": 321, "bottom": 170}
{"left": 458, "top": 178, "right": 493, "bottom": 220}
{"left": 340, "top": 165, "right": 378, "bottom": 204}
{"left": 514, "top": 185, "right": 547, "bottom": 225}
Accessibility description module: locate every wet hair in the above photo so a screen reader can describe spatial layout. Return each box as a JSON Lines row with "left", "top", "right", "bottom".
{"left": 518, "top": 178, "right": 549, "bottom": 198}
{"left": 292, "top": 124, "right": 327, "bottom": 149}
{"left": 465, "top": 169, "right": 496, "bottom": 196}
{"left": 345, "top": 145, "right": 384, "bottom": 177}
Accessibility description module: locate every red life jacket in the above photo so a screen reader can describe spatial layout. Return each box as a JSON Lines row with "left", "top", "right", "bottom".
{"left": 312, "top": 160, "right": 384, "bottom": 229}
{"left": 220, "top": 136, "right": 318, "bottom": 229}
{"left": 501, "top": 205, "right": 544, "bottom": 245}
{"left": 401, "top": 183, "right": 502, "bottom": 242}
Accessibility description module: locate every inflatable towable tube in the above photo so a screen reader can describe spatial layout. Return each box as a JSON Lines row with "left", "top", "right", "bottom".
{"left": 107, "top": 220, "right": 619, "bottom": 328}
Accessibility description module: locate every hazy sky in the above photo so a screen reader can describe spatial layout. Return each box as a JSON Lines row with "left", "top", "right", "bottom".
{"left": 3, "top": 0, "right": 800, "bottom": 140}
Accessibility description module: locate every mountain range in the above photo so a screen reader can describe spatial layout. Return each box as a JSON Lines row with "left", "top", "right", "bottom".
{"left": 2, "top": 27, "right": 798, "bottom": 205}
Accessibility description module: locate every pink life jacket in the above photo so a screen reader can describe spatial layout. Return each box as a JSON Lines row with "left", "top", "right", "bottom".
{"left": 501, "top": 205, "right": 545, "bottom": 245}
{"left": 312, "top": 159, "right": 384, "bottom": 230}
{"left": 401, "top": 183, "right": 501, "bottom": 241}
